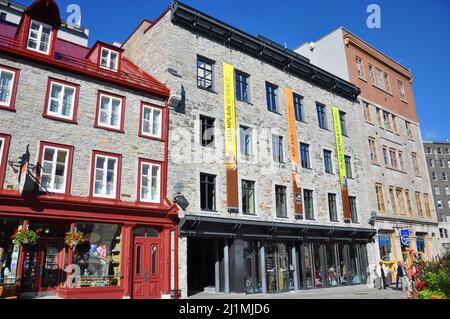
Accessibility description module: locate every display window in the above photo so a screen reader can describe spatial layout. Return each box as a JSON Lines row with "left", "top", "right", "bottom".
{"left": 243, "top": 241, "right": 262, "bottom": 294}
{"left": 71, "top": 223, "right": 122, "bottom": 288}
{"left": 378, "top": 232, "right": 394, "bottom": 261}
{"left": 0, "top": 218, "right": 23, "bottom": 284}
{"left": 416, "top": 235, "right": 427, "bottom": 261}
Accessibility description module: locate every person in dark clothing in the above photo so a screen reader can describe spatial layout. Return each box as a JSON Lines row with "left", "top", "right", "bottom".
{"left": 396, "top": 261, "right": 404, "bottom": 290}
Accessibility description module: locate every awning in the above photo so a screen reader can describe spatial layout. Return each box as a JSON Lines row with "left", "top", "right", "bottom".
{"left": 180, "top": 215, "right": 376, "bottom": 242}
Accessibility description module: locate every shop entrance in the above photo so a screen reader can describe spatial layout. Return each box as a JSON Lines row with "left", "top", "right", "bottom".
{"left": 132, "top": 227, "right": 162, "bottom": 299}
{"left": 21, "top": 238, "right": 64, "bottom": 295}
{"left": 20, "top": 222, "right": 65, "bottom": 296}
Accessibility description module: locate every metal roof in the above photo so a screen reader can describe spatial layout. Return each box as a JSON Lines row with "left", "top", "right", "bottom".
{"left": 171, "top": 1, "right": 361, "bottom": 101}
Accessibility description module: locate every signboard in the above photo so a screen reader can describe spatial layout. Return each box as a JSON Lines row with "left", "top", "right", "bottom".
{"left": 223, "top": 63, "right": 239, "bottom": 214}
{"left": 18, "top": 161, "right": 29, "bottom": 195}
{"left": 285, "top": 87, "right": 303, "bottom": 218}
{"left": 332, "top": 106, "right": 351, "bottom": 222}
{"left": 400, "top": 229, "right": 411, "bottom": 247}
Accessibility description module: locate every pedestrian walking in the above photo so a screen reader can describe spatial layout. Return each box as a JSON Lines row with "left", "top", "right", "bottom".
{"left": 395, "top": 261, "right": 404, "bottom": 290}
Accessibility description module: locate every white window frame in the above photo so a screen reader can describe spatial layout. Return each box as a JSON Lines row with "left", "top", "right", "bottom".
{"left": 100, "top": 47, "right": 119, "bottom": 72}
{"left": 398, "top": 80, "right": 406, "bottom": 101}
{"left": 140, "top": 161, "right": 161, "bottom": 203}
{"left": 47, "top": 81, "right": 76, "bottom": 120}
{"left": 93, "top": 154, "right": 118, "bottom": 199}
{"left": 0, "top": 137, "right": 4, "bottom": 166}
{"left": 271, "top": 134, "right": 285, "bottom": 164}
{"left": 97, "top": 93, "right": 123, "bottom": 130}
{"left": 40, "top": 146, "right": 69, "bottom": 193}
{"left": 27, "top": 19, "right": 52, "bottom": 55}
{"left": 356, "top": 57, "right": 365, "bottom": 79}
{"left": 0, "top": 67, "right": 16, "bottom": 107}
{"left": 141, "top": 104, "right": 162, "bottom": 139}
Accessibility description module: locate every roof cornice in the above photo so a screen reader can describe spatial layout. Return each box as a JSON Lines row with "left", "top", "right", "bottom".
{"left": 171, "top": 1, "right": 361, "bottom": 101}
{"left": 342, "top": 30, "right": 413, "bottom": 81}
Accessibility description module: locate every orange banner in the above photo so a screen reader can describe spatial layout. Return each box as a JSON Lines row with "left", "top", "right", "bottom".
{"left": 285, "top": 87, "right": 303, "bottom": 218}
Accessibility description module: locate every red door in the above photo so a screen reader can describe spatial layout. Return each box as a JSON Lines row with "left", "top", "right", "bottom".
{"left": 36, "top": 238, "right": 64, "bottom": 293}
{"left": 132, "top": 237, "right": 163, "bottom": 299}
{"left": 20, "top": 238, "right": 63, "bottom": 294}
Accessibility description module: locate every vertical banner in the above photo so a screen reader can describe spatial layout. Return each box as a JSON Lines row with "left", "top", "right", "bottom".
{"left": 223, "top": 63, "right": 239, "bottom": 214}
{"left": 285, "top": 87, "right": 303, "bottom": 218}
{"left": 332, "top": 106, "right": 351, "bottom": 222}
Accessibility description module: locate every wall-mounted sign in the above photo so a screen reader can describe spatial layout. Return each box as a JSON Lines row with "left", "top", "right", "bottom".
{"left": 400, "top": 229, "right": 411, "bottom": 247}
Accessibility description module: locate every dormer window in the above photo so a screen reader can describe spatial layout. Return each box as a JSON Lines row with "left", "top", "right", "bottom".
{"left": 27, "top": 19, "right": 52, "bottom": 55}
{"left": 100, "top": 47, "right": 118, "bottom": 72}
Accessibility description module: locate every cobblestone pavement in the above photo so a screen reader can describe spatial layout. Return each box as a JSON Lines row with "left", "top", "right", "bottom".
{"left": 189, "top": 285, "right": 407, "bottom": 299}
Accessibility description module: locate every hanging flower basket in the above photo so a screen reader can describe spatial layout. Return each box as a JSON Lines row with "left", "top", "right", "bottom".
{"left": 65, "top": 229, "right": 85, "bottom": 249}
{"left": 11, "top": 229, "right": 39, "bottom": 246}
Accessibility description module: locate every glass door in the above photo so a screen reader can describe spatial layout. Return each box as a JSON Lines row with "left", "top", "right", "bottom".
{"left": 38, "top": 239, "right": 62, "bottom": 291}
{"left": 265, "top": 243, "right": 277, "bottom": 293}
{"left": 303, "top": 243, "right": 313, "bottom": 289}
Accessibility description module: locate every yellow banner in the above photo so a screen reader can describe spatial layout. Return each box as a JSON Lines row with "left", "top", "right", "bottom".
{"left": 223, "top": 63, "right": 239, "bottom": 212}
{"left": 223, "top": 63, "right": 237, "bottom": 167}
{"left": 332, "top": 106, "right": 347, "bottom": 189}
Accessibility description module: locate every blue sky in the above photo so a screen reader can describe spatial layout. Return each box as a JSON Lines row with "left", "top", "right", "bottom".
{"left": 18, "top": 0, "right": 450, "bottom": 141}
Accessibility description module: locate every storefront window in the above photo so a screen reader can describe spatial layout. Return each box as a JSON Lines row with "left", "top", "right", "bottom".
{"left": 378, "top": 232, "right": 394, "bottom": 261}
{"left": 325, "top": 243, "right": 338, "bottom": 287}
{"left": 71, "top": 223, "right": 122, "bottom": 288}
{"left": 303, "top": 243, "right": 313, "bottom": 289}
{"left": 265, "top": 242, "right": 294, "bottom": 293}
{"left": 243, "top": 241, "right": 261, "bottom": 294}
{"left": 416, "top": 235, "right": 426, "bottom": 261}
{"left": 348, "top": 245, "right": 362, "bottom": 285}
{"left": 312, "top": 243, "right": 323, "bottom": 288}
{"left": 338, "top": 243, "right": 348, "bottom": 286}
{"left": 0, "top": 218, "right": 22, "bottom": 284}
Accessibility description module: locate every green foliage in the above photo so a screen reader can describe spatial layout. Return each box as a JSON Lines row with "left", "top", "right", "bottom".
{"left": 11, "top": 229, "right": 39, "bottom": 246}
{"left": 418, "top": 251, "right": 450, "bottom": 299}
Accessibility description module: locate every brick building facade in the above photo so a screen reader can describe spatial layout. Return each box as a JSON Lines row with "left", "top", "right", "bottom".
{"left": 297, "top": 28, "right": 440, "bottom": 277}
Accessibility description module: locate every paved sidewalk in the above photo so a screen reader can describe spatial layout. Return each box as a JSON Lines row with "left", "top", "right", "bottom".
{"left": 189, "top": 285, "right": 406, "bottom": 299}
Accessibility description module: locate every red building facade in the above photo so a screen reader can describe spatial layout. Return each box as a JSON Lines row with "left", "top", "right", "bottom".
{"left": 0, "top": 0, "right": 178, "bottom": 299}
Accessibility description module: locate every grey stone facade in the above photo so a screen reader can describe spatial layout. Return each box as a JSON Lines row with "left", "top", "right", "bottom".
{"left": 123, "top": 9, "right": 375, "bottom": 296}
{"left": 424, "top": 141, "right": 450, "bottom": 251}
{"left": 0, "top": 54, "right": 166, "bottom": 204}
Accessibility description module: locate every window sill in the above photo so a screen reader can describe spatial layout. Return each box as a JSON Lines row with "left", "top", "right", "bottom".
{"left": 401, "top": 99, "right": 408, "bottom": 104}
{"left": 268, "top": 110, "right": 282, "bottom": 116}
{"left": 94, "top": 124, "right": 125, "bottom": 134}
{"left": 197, "top": 86, "right": 217, "bottom": 94}
{"left": 365, "top": 120, "right": 374, "bottom": 126}
{"left": 201, "top": 209, "right": 219, "bottom": 213}
{"left": 0, "top": 106, "right": 15, "bottom": 112}
{"left": 371, "top": 161, "right": 381, "bottom": 167}
{"left": 139, "top": 133, "right": 165, "bottom": 142}
{"left": 358, "top": 77, "right": 368, "bottom": 83}
{"left": 372, "top": 84, "right": 394, "bottom": 97}
{"left": 42, "top": 113, "right": 78, "bottom": 125}
{"left": 236, "top": 99, "right": 252, "bottom": 105}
